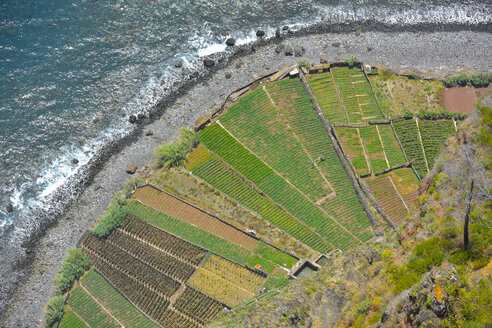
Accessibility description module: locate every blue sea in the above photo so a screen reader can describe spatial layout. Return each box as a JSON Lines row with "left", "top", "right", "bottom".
{"left": 0, "top": 0, "right": 490, "bottom": 310}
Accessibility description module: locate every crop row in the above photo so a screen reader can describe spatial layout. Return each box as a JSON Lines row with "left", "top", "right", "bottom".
{"left": 366, "top": 175, "right": 408, "bottom": 226}
{"left": 67, "top": 286, "right": 120, "bottom": 328}
{"left": 200, "top": 109, "right": 361, "bottom": 251}
{"left": 219, "top": 86, "right": 329, "bottom": 202}
{"left": 126, "top": 201, "right": 251, "bottom": 264}
{"left": 255, "top": 241, "right": 298, "bottom": 268}
{"left": 174, "top": 286, "right": 225, "bottom": 324}
{"left": 306, "top": 72, "right": 347, "bottom": 122}
{"left": 120, "top": 215, "right": 207, "bottom": 266}
{"left": 377, "top": 124, "right": 407, "bottom": 167}
{"left": 332, "top": 67, "right": 383, "bottom": 121}
{"left": 107, "top": 228, "right": 196, "bottom": 282}
{"left": 59, "top": 307, "right": 89, "bottom": 328}
{"left": 359, "top": 125, "right": 389, "bottom": 173}
{"left": 393, "top": 118, "right": 428, "bottom": 178}
{"left": 81, "top": 233, "right": 181, "bottom": 297}
{"left": 158, "top": 308, "right": 202, "bottom": 328}
{"left": 80, "top": 269, "right": 159, "bottom": 328}
{"left": 133, "top": 185, "right": 257, "bottom": 251}
{"left": 389, "top": 168, "right": 420, "bottom": 208}
{"left": 419, "top": 119, "right": 456, "bottom": 169}
{"left": 335, "top": 126, "right": 370, "bottom": 175}
{"left": 188, "top": 267, "right": 252, "bottom": 307}
{"left": 80, "top": 235, "right": 172, "bottom": 323}
{"left": 191, "top": 155, "right": 332, "bottom": 253}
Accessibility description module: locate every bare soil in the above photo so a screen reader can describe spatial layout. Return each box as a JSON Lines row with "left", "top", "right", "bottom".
{"left": 441, "top": 86, "right": 492, "bottom": 113}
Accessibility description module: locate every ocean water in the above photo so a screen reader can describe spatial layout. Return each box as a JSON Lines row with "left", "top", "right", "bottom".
{"left": 0, "top": 0, "right": 490, "bottom": 260}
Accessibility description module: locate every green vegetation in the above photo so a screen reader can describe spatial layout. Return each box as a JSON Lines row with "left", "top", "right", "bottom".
{"left": 246, "top": 254, "right": 276, "bottom": 273}
{"left": 335, "top": 126, "right": 370, "bottom": 175}
{"left": 345, "top": 55, "right": 357, "bottom": 68}
{"left": 59, "top": 307, "right": 89, "bottom": 328}
{"left": 53, "top": 248, "right": 91, "bottom": 295}
{"left": 127, "top": 200, "right": 251, "bottom": 264}
{"left": 122, "top": 176, "right": 145, "bottom": 198}
{"left": 419, "top": 119, "right": 456, "bottom": 169}
{"left": 443, "top": 72, "right": 492, "bottom": 88}
{"left": 92, "top": 202, "right": 129, "bottom": 238}
{"left": 359, "top": 125, "right": 388, "bottom": 173}
{"left": 377, "top": 124, "right": 407, "bottom": 167}
{"left": 307, "top": 72, "right": 347, "bottom": 122}
{"left": 255, "top": 241, "right": 297, "bottom": 268}
{"left": 393, "top": 118, "right": 428, "bottom": 178}
{"left": 418, "top": 109, "right": 466, "bottom": 120}
{"left": 154, "top": 126, "right": 199, "bottom": 168}
{"left": 80, "top": 269, "right": 159, "bottom": 328}
{"left": 44, "top": 296, "right": 65, "bottom": 328}
{"left": 68, "top": 286, "right": 120, "bottom": 328}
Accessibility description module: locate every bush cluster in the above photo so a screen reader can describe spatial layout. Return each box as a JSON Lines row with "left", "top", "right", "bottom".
{"left": 417, "top": 109, "right": 467, "bottom": 120}
{"left": 92, "top": 203, "right": 129, "bottom": 238}
{"left": 443, "top": 73, "right": 492, "bottom": 88}
{"left": 346, "top": 55, "right": 357, "bottom": 68}
{"left": 44, "top": 296, "right": 65, "bottom": 327}
{"left": 123, "top": 176, "right": 145, "bottom": 199}
{"left": 53, "top": 248, "right": 91, "bottom": 295}
{"left": 154, "top": 126, "right": 199, "bottom": 168}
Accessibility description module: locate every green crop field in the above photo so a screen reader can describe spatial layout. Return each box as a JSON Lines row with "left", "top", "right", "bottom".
{"left": 419, "top": 119, "right": 456, "bottom": 169}
{"left": 59, "top": 307, "right": 89, "bottom": 328}
{"left": 67, "top": 286, "right": 120, "bottom": 328}
{"left": 359, "top": 125, "right": 389, "bottom": 174}
{"left": 334, "top": 126, "right": 370, "bottom": 176}
{"left": 254, "top": 241, "right": 297, "bottom": 269}
{"left": 377, "top": 124, "right": 407, "bottom": 167}
{"left": 126, "top": 200, "right": 251, "bottom": 264}
{"left": 80, "top": 269, "right": 159, "bottom": 328}
{"left": 393, "top": 118, "right": 428, "bottom": 178}
{"left": 190, "top": 153, "right": 332, "bottom": 254}
{"left": 306, "top": 72, "right": 347, "bottom": 122}
{"left": 332, "top": 67, "right": 384, "bottom": 122}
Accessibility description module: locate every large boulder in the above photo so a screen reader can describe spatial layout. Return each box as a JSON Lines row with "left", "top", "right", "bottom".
{"left": 284, "top": 45, "right": 294, "bottom": 56}
{"left": 256, "top": 30, "right": 265, "bottom": 37}
{"left": 320, "top": 55, "right": 328, "bottom": 64}
{"left": 294, "top": 45, "right": 305, "bottom": 57}
{"left": 203, "top": 59, "right": 215, "bottom": 67}
{"left": 275, "top": 44, "right": 285, "bottom": 54}
{"left": 126, "top": 164, "right": 138, "bottom": 175}
{"left": 5, "top": 203, "right": 14, "bottom": 213}
{"left": 225, "top": 38, "right": 235, "bottom": 46}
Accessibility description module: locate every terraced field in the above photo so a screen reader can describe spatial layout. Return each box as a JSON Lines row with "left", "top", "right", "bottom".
{"left": 332, "top": 67, "right": 384, "bottom": 122}
{"left": 389, "top": 168, "right": 420, "bottom": 209}
{"left": 133, "top": 185, "right": 257, "bottom": 251}
{"left": 334, "top": 126, "right": 370, "bottom": 176}
{"left": 419, "top": 119, "right": 456, "bottom": 169}
{"left": 359, "top": 125, "right": 389, "bottom": 174}
{"left": 199, "top": 78, "right": 372, "bottom": 250}
{"left": 306, "top": 72, "right": 347, "bottom": 122}
{"left": 377, "top": 124, "right": 407, "bottom": 167}
{"left": 365, "top": 174, "right": 409, "bottom": 226}
{"left": 393, "top": 118, "right": 428, "bottom": 178}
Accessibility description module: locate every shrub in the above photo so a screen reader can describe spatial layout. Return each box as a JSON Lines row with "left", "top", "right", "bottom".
{"left": 298, "top": 60, "right": 311, "bottom": 70}
{"left": 53, "top": 248, "right": 91, "bottom": 295}
{"left": 403, "top": 111, "right": 413, "bottom": 120}
{"left": 346, "top": 55, "right": 357, "bottom": 68}
{"left": 355, "top": 299, "right": 371, "bottom": 317}
{"left": 92, "top": 203, "right": 129, "bottom": 238}
{"left": 44, "top": 296, "right": 65, "bottom": 327}
{"left": 470, "top": 73, "right": 490, "bottom": 88}
{"left": 155, "top": 126, "right": 198, "bottom": 168}
{"left": 123, "top": 176, "right": 145, "bottom": 198}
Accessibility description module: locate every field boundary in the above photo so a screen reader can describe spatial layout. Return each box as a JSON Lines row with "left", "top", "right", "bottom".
{"left": 78, "top": 283, "right": 124, "bottom": 328}
{"left": 414, "top": 118, "right": 430, "bottom": 173}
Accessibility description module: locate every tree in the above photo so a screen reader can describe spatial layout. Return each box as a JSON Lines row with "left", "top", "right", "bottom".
{"left": 443, "top": 109, "right": 491, "bottom": 250}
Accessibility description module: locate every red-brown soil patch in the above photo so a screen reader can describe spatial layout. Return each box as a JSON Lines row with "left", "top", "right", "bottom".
{"left": 441, "top": 86, "right": 492, "bottom": 114}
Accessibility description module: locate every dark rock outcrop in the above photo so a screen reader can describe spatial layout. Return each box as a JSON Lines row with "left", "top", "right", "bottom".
{"left": 284, "top": 45, "right": 294, "bottom": 56}
{"left": 275, "top": 44, "right": 285, "bottom": 54}
{"left": 175, "top": 61, "right": 183, "bottom": 68}
{"left": 256, "top": 30, "right": 265, "bottom": 37}
{"left": 203, "top": 59, "right": 215, "bottom": 67}
{"left": 294, "top": 45, "right": 305, "bottom": 57}
{"left": 225, "top": 38, "right": 235, "bottom": 46}
{"left": 72, "top": 158, "right": 79, "bottom": 165}
{"left": 332, "top": 41, "right": 341, "bottom": 47}
{"left": 129, "top": 115, "right": 137, "bottom": 123}
{"left": 5, "top": 203, "right": 14, "bottom": 213}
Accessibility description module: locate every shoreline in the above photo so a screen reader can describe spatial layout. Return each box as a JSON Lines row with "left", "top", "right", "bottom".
{"left": 2, "top": 25, "right": 492, "bottom": 327}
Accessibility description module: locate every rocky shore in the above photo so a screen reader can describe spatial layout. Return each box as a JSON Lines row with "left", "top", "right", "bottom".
{"left": 2, "top": 27, "right": 492, "bottom": 328}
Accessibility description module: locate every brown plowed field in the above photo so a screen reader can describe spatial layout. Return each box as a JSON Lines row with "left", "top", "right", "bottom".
{"left": 366, "top": 175, "right": 409, "bottom": 226}
{"left": 133, "top": 185, "right": 257, "bottom": 251}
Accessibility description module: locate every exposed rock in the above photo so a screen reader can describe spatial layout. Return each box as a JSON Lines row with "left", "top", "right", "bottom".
{"left": 284, "top": 45, "right": 294, "bottom": 56}
{"left": 137, "top": 113, "right": 145, "bottom": 121}
{"left": 126, "top": 164, "right": 138, "bottom": 174}
{"left": 72, "top": 158, "right": 79, "bottom": 165}
{"left": 332, "top": 41, "right": 341, "bottom": 47}
{"left": 282, "top": 25, "right": 289, "bottom": 31}
{"left": 367, "top": 46, "right": 373, "bottom": 51}
{"left": 129, "top": 115, "right": 137, "bottom": 123}
{"left": 5, "top": 180, "right": 13, "bottom": 188}
{"left": 256, "top": 30, "right": 265, "bottom": 37}
{"left": 145, "top": 129, "right": 153, "bottom": 136}
{"left": 275, "top": 27, "right": 281, "bottom": 38}
{"left": 174, "top": 61, "right": 183, "bottom": 68}
{"left": 275, "top": 44, "right": 285, "bottom": 54}
{"left": 203, "top": 59, "right": 215, "bottom": 67}
{"left": 221, "top": 31, "right": 229, "bottom": 36}
{"left": 225, "top": 38, "right": 235, "bottom": 46}
{"left": 225, "top": 72, "right": 232, "bottom": 79}
{"left": 294, "top": 45, "right": 305, "bottom": 57}
{"left": 320, "top": 55, "right": 328, "bottom": 64}
{"left": 5, "top": 203, "right": 14, "bottom": 213}
{"left": 92, "top": 117, "right": 100, "bottom": 124}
